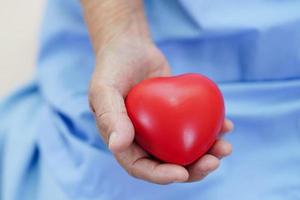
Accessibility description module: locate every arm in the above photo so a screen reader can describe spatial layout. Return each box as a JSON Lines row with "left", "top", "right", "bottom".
{"left": 81, "top": 0, "right": 150, "bottom": 55}
{"left": 80, "top": 0, "right": 233, "bottom": 184}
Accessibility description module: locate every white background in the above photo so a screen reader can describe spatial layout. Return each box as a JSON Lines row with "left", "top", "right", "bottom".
{"left": 0, "top": 0, "right": 45, "bottom": 97}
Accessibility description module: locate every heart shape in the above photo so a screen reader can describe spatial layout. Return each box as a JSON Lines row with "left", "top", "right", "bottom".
{"left": 125, "top": 73, "right": 225, "bottom": 165}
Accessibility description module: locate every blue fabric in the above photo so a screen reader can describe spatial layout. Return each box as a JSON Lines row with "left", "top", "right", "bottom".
{"left": 1, "top": 0, "right": 300, "bottom": 199}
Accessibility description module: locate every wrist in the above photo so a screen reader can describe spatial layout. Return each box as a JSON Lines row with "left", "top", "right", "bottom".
{"left": 81, "top": 0, "right": 151, "bottom": 53}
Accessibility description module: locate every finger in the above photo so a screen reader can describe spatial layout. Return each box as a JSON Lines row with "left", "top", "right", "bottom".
{"left": 209, "top": 139, "right": 232, "bottom": 159}
{"left": 115, "top": 143, "right": 189, "bottom": 184}
{"left": 220, "top": 119, "right": 234, "bottom": 135}
{"left": 186, "top": 154, "right": 220, "bottom": 182}
{"left": 89, "top": 84, "right": 134, "bottom": 153}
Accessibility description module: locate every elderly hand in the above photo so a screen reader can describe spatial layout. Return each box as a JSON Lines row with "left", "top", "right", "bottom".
{"left": 83, "top": 0, "right": 233, "bottom": 184}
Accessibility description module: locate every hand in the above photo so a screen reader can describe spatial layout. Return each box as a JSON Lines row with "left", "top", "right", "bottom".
{"left": 89, "top": 27, "right": 234, "bottom": 184}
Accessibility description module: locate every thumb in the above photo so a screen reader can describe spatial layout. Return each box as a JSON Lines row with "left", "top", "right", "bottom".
{"left": 89, "top": 84, "right": 135, "bottom": 153}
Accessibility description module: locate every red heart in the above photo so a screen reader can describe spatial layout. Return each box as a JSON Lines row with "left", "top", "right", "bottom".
{"left": 125, "top": 73, "right": 225, "bottom": 165}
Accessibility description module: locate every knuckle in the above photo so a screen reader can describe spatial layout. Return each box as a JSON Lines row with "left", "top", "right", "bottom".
{"left": 88, "top": 84, "right": 112, "bottom": 116}
{"left": 126, "top": 166, "right": 139, "bottom": 179}
{"left": 88, "top": 81, "right": 107, "bottom": 101}
{"left": 96, "top": 112, "right": 114, "bottom": 139}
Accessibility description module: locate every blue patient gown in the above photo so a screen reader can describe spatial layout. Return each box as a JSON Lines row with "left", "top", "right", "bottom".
{"left": 1, "top": 0, "right": 300, "bottom": 199}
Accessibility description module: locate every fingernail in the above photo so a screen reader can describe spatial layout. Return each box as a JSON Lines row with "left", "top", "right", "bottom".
{"left": 174, "top": 179, "right": 185, "bottom": 183}
{"left": 174, "top": 176, "right": 187, "bottom": 183}
{"left": 227, "top": 120, "right": 234, "bottom": 130}
{"left": 108, "top": 132, "right": 119, "bottom": 151}
{"left": 202, "top": 167, "right": 217, "bottom": 177}
{"left": 201, "top": 171, "right": 210, "bottom": 177}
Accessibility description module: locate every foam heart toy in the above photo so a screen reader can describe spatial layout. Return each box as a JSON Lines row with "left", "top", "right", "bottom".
{"left": 126, "top": 73, "right": 224, "bottom": 165}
